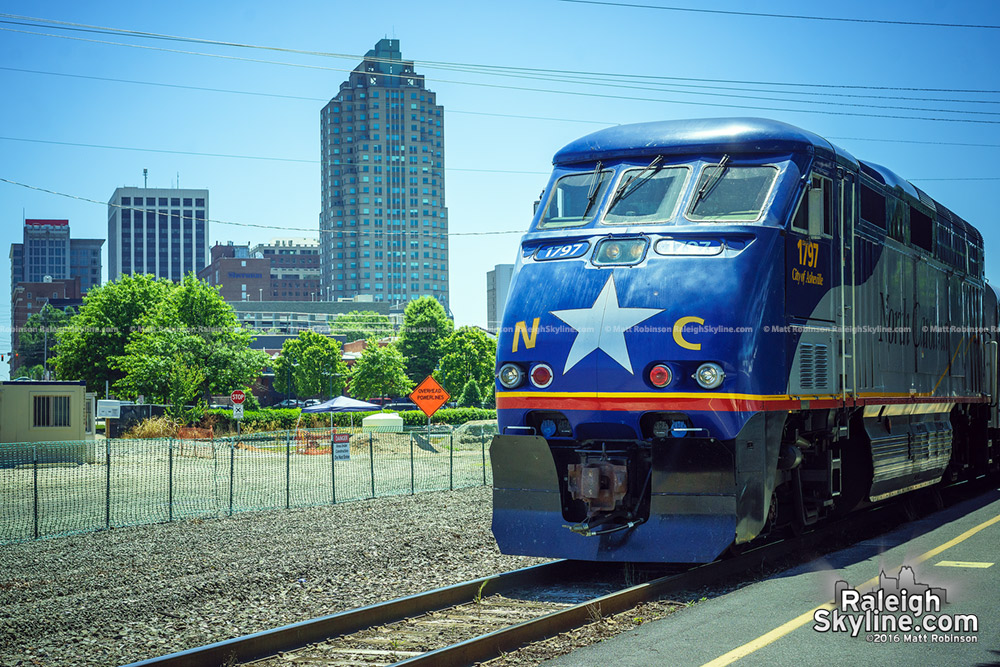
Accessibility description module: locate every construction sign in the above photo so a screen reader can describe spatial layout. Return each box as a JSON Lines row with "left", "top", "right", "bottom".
{"left": 409, "top": 375, "right": 450, "bottom": 418}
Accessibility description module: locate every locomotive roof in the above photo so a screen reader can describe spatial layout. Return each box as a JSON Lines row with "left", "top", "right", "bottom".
{"left": 552, "top": 117, "right": 852, "bottom": 165}
{"left": 553, "top": 117, "right": 981, "bottom": 244}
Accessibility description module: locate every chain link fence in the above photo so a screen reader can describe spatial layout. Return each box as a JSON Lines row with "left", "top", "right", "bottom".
{"left": 0, "top": 426, "right": 495, "bottom": 544}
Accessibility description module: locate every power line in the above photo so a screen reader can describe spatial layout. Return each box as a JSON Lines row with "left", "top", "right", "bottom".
{"left": 3, "top": 133, "right": 999, "bottom": 184}
{"left": 2, "top": 174, "right": 997, "bottom": 245}
{"left": 4, "top": 26, "right": 1000, "bottom": 124}
{"left": 0, "top": 177, "right": 528, "bottom": 237}
{"left": 491, "top": 68, "right": 1000, "bottom": 117}
{"left": 829, "top": 136, "right": 1000, "bottom": 149}
{"left": 6, "top": 14, "right": 1000, "bottom": 95}
{"left": 0, "top": 136, "right": 550, "bottom": 174}
{"left": 0, "top": 136, "right": 315, "bottom": 164}
{"left": 0, "top": 65, "right": 329, "bottom": 102}
{"left": 556, "top": 0, "right": 1000, "bottom": 30}
{"left": 10, "top": 64, "right": 1000, "bottom": 131}
{"left": 909, "top": 177, "right": 1000, "bottom": 182}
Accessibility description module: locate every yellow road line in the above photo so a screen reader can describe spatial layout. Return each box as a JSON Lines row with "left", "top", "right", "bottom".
{"left": 700, "top": 511, "right": 1000, "bottom": 667}
{"left": 935, "top": 561, "right": 994, "bottom": 568}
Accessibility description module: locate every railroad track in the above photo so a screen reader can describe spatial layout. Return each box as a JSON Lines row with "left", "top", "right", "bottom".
{"left": 125, "top": 481, "right": 990, "bottom": 667}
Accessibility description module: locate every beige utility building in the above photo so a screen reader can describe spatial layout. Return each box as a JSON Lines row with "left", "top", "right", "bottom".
{"left": 0, "top": 380, "right": 94, "bottom": 447}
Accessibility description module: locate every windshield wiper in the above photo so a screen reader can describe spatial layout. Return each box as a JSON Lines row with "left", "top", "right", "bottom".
{"left": 608, "top": 155, "right": 663, "bottom": 209}
{"left": 580, "top": 161, "right": 604, "bottom": 219}
{"left": 691, "top": 154, "right": 731, "bottom": 210}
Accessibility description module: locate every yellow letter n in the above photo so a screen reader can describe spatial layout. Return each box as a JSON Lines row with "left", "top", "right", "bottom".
{"left": 513, "top": 318, "right": 540, "bottom": 352}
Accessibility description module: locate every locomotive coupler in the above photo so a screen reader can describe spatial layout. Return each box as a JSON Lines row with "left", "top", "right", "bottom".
{"left": 564, "top": 455, "right": 649, "bottom": 536}
{"left": 566, "top": 460, "right": 628, "bottom": 512}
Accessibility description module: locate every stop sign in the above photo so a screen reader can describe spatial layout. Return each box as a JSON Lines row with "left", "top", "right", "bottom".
{"left": 231, "top": 390, "right": 246, "bottom": 404}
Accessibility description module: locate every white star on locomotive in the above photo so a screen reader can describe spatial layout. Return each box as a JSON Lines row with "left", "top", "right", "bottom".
{"left": 551, "top": 275, "right": 663, "bottom": 375}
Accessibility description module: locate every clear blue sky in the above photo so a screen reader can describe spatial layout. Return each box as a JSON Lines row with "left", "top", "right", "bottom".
{"left": 2, "top": 0, "right": 999, "bottom": 379}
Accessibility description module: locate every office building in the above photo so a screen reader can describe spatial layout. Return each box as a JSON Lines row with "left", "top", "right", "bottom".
{"left": 319, "top": 38, "right": 449, "bottom": 309}
{"left": 107, "top": 187, "right": 209, "bottom": 281}
{"left": 9, "top": 219, "right": 103, "bottom": 295}
{"left": 201, "top": 238, "right": 327, "bottom": 302}
{"left": 251, "top": 238, "right": 321, "bottom": 300}
{"left": 9, "top": 277, "right": 83, "bottom": 375}
{"left": 198, "top": 243, "right": 270, "bottom": 302}
{"left": 9, "top": 219, "right": 102, "bottom": 370}
{"left": 486, "top": 264, "right": 515, "bottom": 333}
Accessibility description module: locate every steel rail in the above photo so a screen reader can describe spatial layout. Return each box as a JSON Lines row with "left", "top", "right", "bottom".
{"left": 128, "top": 481, "right": 993, "bottom": 667}
{"left": 121, "top": 560, "right": 581, "bottom": 667}
{"left": 392, "top": 505, "right": 905, "bottom": 666}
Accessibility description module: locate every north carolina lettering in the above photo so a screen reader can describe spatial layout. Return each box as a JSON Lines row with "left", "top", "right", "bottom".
{"left": 513, "top": 318, "right": 540, "bottom": 352}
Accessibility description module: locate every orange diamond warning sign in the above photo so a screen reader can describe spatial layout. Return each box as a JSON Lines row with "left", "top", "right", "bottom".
{"left": 409, "top": 375, "right": 451, "bottom": 418}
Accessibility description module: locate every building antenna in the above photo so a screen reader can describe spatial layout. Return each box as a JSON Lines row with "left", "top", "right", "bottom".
{"left": 177, "top": 172, "right": 180, "bottom": 189}
{"left": 143, "top": 168, "right": 148, "bottom": 188}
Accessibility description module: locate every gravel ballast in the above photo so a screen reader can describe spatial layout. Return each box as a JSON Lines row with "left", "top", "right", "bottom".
{"left": 0, "top": 486, "right": 546, "bottom": 667}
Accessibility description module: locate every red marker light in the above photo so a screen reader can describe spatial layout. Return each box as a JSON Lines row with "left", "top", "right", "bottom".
{"left": 530, "top": 363, "right": 553, "bottom": 388}
{"left": 649, "top": 364, "right": 672, "bottom": 388}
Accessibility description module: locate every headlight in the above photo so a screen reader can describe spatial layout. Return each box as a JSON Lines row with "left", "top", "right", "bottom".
{"left": 593, "top": 238, "right": 648, "bottom": 265}
{"left": 498, "top": 363, "right": 525, "bottom": 389}
{"left": 695, "top": 362, "right": 725, "bottom": 389}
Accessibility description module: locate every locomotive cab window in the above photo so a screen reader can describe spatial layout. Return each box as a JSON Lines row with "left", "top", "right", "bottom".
{"left": 603, "top": 165, "right": 690, "bottom": 225}
{"left": 791, "top": 176, "right": 832, "bottom": 237}
{"left": 686, "top": 162, "right": 778, "bottom": 222}
{"left": 538, "top": 166, "right": 613, "bottom": 229}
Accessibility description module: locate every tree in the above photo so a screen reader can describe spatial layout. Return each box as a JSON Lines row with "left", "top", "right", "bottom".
{"left": 17, "top": 305, "right": 75, "bottom": 376}
{"left": 111, "top": 275, "right": 270, "bottom": 403}
{"left": 17, "top": 364, "right": 46, "bottom": 381}
{"left": 457, "top": 379, "right": 483, "bottom": 408}
{"left": 165, "top": 357, "right": 206, "bottom": 425}
{"left": 328, "top": 310, "right": 394, "bottom": 343}
{"left": 349, "top": 339, "right": 413, "bottom": 401}
{"left": 53, "top": 274, "right": 174, "bottom": 395}
{"left": 272, "top": 330, "right": 348, "bottom": 398}
{"left": 396, "top": 297, "right": 453, "bottom": 382}
{"left": 437, "top": 326, "right": 496, "bottom": 399}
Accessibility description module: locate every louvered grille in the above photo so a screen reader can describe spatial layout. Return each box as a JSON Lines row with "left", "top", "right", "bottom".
{"left": 799, "top": 343, "right": 829, "bottom": 390}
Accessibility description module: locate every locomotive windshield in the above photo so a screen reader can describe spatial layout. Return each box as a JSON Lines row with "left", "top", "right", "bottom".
{"left": 538, "top": 167, "right": 613, "bottom": 228}
{"left": 687, "top": 164, "right": 778, "bottom": 222}
{"left": 603, "top": 165, "right": 690, "bottom": 225}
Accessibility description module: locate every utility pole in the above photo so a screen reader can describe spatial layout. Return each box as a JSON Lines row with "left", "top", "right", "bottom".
{"left": 41, "top": 304, "right": 50, "bottom": 380}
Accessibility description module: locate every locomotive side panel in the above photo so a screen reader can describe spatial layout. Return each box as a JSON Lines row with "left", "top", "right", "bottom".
{"left": 491, "top": 118, "right": 997, "bottom": 564}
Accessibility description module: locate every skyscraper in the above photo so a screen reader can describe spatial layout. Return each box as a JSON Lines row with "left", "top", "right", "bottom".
{"left": 107, "top": 187, "right": 209, "bottom": 281}
{"left": 9, "top": 219, "right": 103, "bottom": 294}
{"left": 8, "top": 218, "right": 101, "bottom": 374}
{"left": 319, "top": 39, "right": 449, "bottom": 309}
{"left": 486, "top": 264, "right": 515, "bottom": 334}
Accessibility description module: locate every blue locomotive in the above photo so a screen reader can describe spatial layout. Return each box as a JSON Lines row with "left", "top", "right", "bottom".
{"left": 490, "top": 118, "right": 1000, "bottom": 563}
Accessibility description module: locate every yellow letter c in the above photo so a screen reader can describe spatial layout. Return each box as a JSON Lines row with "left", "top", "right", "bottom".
{"left": 673, "top": 316, "right": 705, "bottom": 351}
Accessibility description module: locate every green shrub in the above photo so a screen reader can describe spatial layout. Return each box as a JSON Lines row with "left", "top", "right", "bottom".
{"left": 458, "top": 380, "right": 483, "bottom": 408}
{"left": 202, "top": 406, "right": 497, "bottom": 432}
